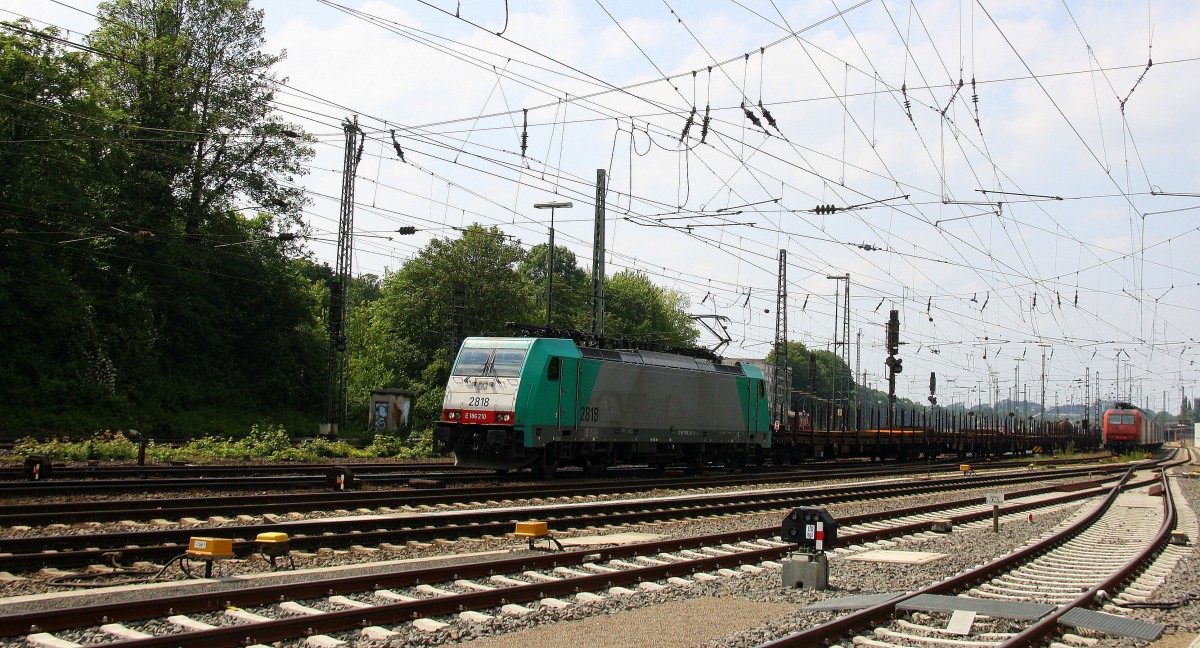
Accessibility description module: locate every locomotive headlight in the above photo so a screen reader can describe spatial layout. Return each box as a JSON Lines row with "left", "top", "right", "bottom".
{"left": 496, "top": 412, "right": 513, "bottom": 423}
{"left": 444, "top": 410, "right": 462, "bottom": 421}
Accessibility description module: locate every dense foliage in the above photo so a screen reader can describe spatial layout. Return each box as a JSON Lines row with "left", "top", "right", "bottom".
{"left": 1, "top": 2, "right": 324, "bottom": 438}
{"left": 12, "top": 427, "right": 434, "bottom": 462}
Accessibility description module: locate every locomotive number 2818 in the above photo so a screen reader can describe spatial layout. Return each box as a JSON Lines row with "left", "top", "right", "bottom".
{"left": 579, "top": 406, "right": 600, "bottom": 422}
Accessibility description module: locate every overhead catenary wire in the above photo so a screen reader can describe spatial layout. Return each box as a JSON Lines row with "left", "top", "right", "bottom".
{"left": 8, "top": 1, "right": 1199, "bottom": 403}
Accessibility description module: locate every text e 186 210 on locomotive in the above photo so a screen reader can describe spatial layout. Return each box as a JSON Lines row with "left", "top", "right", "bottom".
{"left": 432, "top": 337, "right": 771, "bottom": 475}
{"left": 1102, "top": 402, "right": 1164, "bottom": 452}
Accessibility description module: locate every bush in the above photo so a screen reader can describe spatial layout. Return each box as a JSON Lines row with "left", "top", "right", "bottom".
{"left": 363, "top": 433, "right": 408, "bottom": 458}
{"left": 299, "top": 437, "right": 367, "bottom": 459}
{"left": 396, "top": 429, "right": 437, "bottom": 459}
{"left": 14, "top": 430, "right": 139, "bottom": 461}
{"left": 243, "top": 424, "right": 292, "bottom": 457}
{"left": 159, "top": 424, "right": 303, "bottom": 461}
{"left": 7, "top": 424, "right": 438, "bottom": 463}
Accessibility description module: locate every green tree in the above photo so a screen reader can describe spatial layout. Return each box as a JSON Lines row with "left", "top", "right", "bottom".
{"left": 0, "top": 3, "right": 323, "bottom": 436}
{"left": 603, "top": 270, "right": 698, "bottom": 346}
{"left": 205, "top": 214, "right": 326, "bottom": 407}
{"left": 765, "top": 341, "right": 859, "bottom": 429}
{"left": 88, "top": 0, "right": 310, "bottom": 234}
{"left": 81, "top": 0, "right": 317, "bottom": 431}
{"left": 518, "top": 243, "right": 588, "bottom": 329}
{"left": 0, "top": 21, "right": 126, "bottom": 428}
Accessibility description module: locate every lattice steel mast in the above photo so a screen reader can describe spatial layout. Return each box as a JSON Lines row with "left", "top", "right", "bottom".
{"left": 855, "top": 328, "right": 862, "bottom": 428}
{"left": 591, "top": 169, "right": 606, "bottom": 339}
{"left": 325, "top": 117, "right": 363, "bottom": 436}
{"left": 771, "top": 250, "right": 789, "bottom": 428}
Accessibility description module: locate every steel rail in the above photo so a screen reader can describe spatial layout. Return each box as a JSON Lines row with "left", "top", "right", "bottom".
{"left": 0, "top": 461, "right": 1012, "bottom": 526}
{"left": 0, "top": 473, "right": 1159, "bottom": 642}
{"left": 0, "top": 466, "right": 653, "bottom": 494}
{"left": 0, "top": 462, "right": 457, "bottom": 481}
{"left": 757, "top": 448, "right": 1187, "bottom": 647}
{"left": 756, "top": 468, "right": 1159, "bottom": 646}
{"left": 0, "top": 469, "right": 540, "bottom": 495}
{"left": 0, "top": 455, "right": 1114, "bottom": 495}
{"left": 0, "top": 465, "right": 1129, "bottom": 572}
{"left": 0, "top": 457, "right": 942, "bottom": 481}
{"left": 997, "top": 467, "right": 1177, "bottom": 647}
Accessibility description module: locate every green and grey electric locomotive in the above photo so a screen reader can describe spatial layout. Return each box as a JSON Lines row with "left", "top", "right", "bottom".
{"left": 432, "top": 337, "right": 771, "bottom": 475}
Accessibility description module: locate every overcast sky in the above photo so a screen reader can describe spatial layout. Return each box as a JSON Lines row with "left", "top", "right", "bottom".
{"left": 14, "top": 0, "right": 1200, "bottom": 413}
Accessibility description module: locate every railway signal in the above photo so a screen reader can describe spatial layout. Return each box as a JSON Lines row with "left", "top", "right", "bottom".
{"left": 886, "top": 309, "right": 900, "bottom": 355}
{"left": 781, "top": 507, "right": 837, "bottom": 590}
{"left": 781, "top": 507, "right": 838, "bottom": 550}
{"left": 885, "top": 310, "right": 901, "bottom": 427}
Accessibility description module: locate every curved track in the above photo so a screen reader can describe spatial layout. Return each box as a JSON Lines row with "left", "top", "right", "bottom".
{"left": 762, "top": 455, "right": 1190, "bottom": 647}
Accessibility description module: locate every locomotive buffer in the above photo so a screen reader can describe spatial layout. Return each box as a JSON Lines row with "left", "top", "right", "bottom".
{"left": 780, "top": 507, "right": 837, "bottom": 590}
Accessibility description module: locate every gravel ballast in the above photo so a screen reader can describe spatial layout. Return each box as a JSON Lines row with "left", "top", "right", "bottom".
{"left": 391, "top": 501, "right": 1087, "bottom": 648}
{"left": 2, "top": 459, "right": 1194, "bottom": 648}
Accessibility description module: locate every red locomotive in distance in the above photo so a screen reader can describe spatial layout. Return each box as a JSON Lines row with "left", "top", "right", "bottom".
{"left": 1102, "top": 402, "right": 1164, "bottom": 452}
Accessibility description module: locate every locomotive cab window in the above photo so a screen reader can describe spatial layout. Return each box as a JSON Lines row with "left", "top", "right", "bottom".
{"left": 546, "top": 357, "right": 561, "bottom": 381}
{"left": 453, "top": 345, "right": 528, "bottom": 378}
{"left": 758, "top": 380, "right": 765, "bottom": 397}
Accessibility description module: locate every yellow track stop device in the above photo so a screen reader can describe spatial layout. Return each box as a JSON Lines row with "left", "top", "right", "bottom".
{"left": 186, "top": 537, "right": 234, "bottom": 578}
{"left": 187, "top": 537, "right": 233, "bottom": 558}
{"left": 513, "top": 520, "right": 563, "bottom": 552}
{"left": 256, "top": 532, "right": 294, "bottom": 570}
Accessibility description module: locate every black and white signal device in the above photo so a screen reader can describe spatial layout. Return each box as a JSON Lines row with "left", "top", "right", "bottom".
{"left": 781, "top": 507, "right": 838, "bottom": 552}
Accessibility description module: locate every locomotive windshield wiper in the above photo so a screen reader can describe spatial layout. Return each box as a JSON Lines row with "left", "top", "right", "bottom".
{"left": 479, "top": 350, "right": 497, "bottom": 376}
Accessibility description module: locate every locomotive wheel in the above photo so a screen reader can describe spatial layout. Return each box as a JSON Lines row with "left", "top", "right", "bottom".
{"left": 535, "top": 449, "right": 559, "bottom": 478}
{"left": 726, "top": 451, "right": 747, "bottom": 473}
{"left": 581, "top": 457, "right": 608, "bottom": 476}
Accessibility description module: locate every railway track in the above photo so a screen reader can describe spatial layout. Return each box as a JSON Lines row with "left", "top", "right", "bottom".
{"left": 0, "top": 458, "right": 1114, "bottom": 527}
{"left": 0, "top": 465, "right": 1163, "bottom": 647}
{"left": 0, "top": 461, "right": 986, "bottom": 525}
{"left": 0, "top": 464, "right": 1132, "bottom": 573}
{"left": 762, "top": 462, "right": 1189, "bottom": 646}
{"left": 0, "top": 455, "right": 1107, "bottom": 496}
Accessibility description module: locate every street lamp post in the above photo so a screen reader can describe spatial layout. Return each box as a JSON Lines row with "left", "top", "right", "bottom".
{"left": 534, "top": 201, "right": 573, "bottom": 327}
